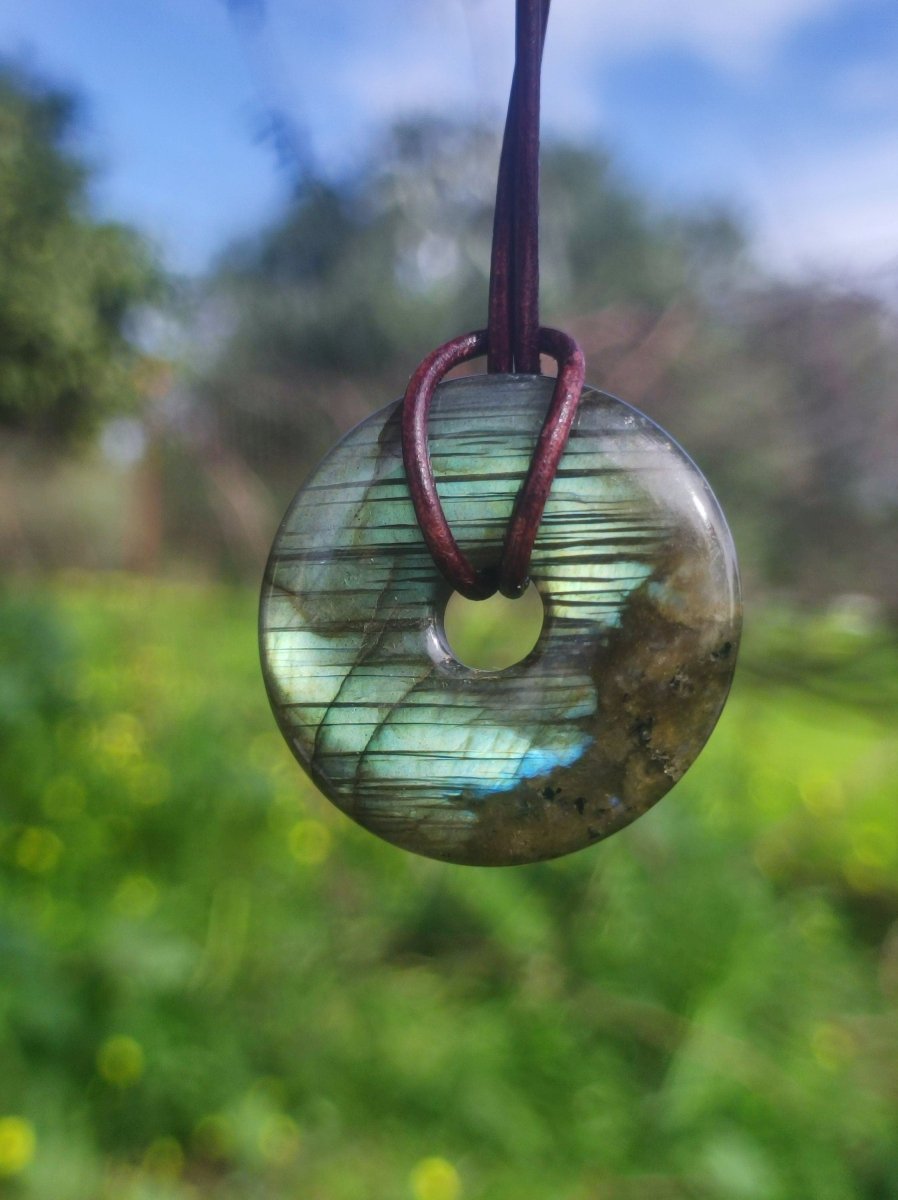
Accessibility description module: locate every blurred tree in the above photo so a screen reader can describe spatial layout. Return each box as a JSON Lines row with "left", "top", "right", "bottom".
{"left": 192, "top": 116, "right": 897, "bottom": 609}
{"left": 0, "top": 64, "right": 160, "bottom": 441}
{"left": 199, "top": 119, "right": 732, "bottom": 490}
{"left": 648, "top": 284, "right": 898, "bottom": 610}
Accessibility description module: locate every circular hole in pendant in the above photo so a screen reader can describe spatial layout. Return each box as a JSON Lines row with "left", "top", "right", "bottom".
{"left": 443, "top": 581, "right": 544, "bottom": 670}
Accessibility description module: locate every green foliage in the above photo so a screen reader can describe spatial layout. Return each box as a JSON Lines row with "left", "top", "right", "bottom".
{"left": 0, "top": 65, "right": 160, "bottom": 440}
{"left": 1, "top": 577, "right": 897, "bottom": 1198}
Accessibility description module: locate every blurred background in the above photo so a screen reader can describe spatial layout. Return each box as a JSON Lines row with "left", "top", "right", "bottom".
{"left": 1, "top": 1, "right": 897, "bottom": 1197}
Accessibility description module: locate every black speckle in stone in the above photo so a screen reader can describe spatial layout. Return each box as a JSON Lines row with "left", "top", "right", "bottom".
{"left": 712, "top": 641, "right": 733, "bottom": 660}
{"left": 575, "top": 797, "right": 585, "bottom": 815}
{"left": 540, "top": 785, "right": 562, "bottom": 801}
{"left": 630, "top": 716, "right": 654, "bottom": 746}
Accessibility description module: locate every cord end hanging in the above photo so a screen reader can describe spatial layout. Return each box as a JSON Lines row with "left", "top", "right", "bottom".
{"left": 488, "top": 0, "right": 549, "bottom": 376}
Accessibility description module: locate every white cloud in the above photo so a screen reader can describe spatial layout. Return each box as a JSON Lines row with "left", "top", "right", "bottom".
{"left": 264, "top": 0, "right": 852, "bottom": 158}
{"left": 235, "top": 0, "right": 898, "bottom": 279}
{"left": 750, "top": 131, "right": 898, "bottom": 277}
{"left": 543, "top": 0, "right": 845, "bottom": 72}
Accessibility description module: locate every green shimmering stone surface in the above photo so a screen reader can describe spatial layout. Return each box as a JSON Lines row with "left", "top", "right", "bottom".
{"left": 260, "top": 374, "right": 741, "bottom": 866}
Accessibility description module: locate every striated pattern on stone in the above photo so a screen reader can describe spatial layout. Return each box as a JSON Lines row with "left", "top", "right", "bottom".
{"left": 260, "top": 374, "right": 741, "bottom": 866}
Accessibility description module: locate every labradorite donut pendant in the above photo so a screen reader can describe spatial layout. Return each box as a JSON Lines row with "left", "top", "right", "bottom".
{"left": 260, "top": 374, "right": 740, "bottom": 866}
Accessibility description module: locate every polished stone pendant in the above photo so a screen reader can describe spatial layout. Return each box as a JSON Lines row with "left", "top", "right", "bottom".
{"left": 260, "top": 374, "right": 741, "bottom": 866}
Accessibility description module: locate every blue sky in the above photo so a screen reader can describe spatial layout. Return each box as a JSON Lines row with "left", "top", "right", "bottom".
{"left": 2, "top": 0, "right": 896, "bottom": 281}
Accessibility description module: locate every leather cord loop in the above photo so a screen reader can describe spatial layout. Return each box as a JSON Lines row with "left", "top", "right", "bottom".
{"left": 401, "top": 326, "right": 585, "bottom": 600}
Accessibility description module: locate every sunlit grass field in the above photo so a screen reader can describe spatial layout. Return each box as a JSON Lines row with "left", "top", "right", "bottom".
{"left": 1, "top": 576, "right": 897, "bottom": 1200}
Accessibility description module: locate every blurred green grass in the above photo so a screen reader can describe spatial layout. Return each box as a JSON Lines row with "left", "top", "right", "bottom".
{"left": 1, "top": 576, "right": 897, "bottom": 1200}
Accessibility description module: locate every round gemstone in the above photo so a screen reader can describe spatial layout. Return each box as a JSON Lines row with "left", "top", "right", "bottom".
{"left": 260, "top": 374, "right": 741, "bottom": 866}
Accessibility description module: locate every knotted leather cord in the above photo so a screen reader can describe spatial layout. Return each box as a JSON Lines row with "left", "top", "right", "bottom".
{"left": 401, "top": 0, "right": 586, "bottom": 600}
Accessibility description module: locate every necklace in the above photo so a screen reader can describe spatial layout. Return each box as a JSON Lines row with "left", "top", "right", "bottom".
{"left": 259, "top": 0, "right": 741, "bottom": 866}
